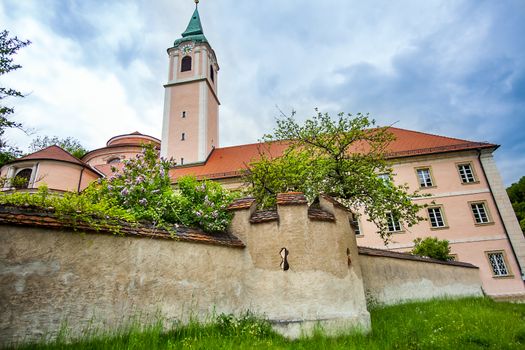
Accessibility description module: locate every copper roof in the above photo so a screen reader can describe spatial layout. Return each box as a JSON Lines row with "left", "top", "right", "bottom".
{"left": 170, "top": 127, "right": 497, "bottom": 181}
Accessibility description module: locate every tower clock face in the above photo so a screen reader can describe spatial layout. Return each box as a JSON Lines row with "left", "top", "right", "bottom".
{"left": 180, "top": 44, "right": 193, "bottom": 55}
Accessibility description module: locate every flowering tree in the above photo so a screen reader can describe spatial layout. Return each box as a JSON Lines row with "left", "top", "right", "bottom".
{"left": 244, "top": 110, "right": 423, "bottom": 241}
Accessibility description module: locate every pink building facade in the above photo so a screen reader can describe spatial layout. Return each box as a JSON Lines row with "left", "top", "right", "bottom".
{"left": 1, "top": 4, "right": 524, "bottom": 299}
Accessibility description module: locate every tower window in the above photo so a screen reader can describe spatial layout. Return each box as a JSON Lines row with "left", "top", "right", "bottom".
{"left": 210, "top": 65, "right": 214, "bottom": 82}
{"left": 181, "top": 133, "right": 185, "bottom": 141}
{"left": 180, "top": 158, "right": 184, "bottom": 165}
{"left": 181, "top": 56, "right": 192, "bottom": 72}
{"left": 182, "top": 111, "right": 186, "bottom": 118}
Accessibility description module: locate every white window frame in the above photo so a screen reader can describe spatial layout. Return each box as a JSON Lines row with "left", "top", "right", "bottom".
{"left": 469, "top": 201, "right": 492, "bottom": 225}
{"left": 386, "top": 212, "right": 402, "bottom": 233}
{"left": 3, "top": 162, "right": 39, "bottom": 190}
{"left": 427, "top": 206, "right": 447, "bottom": 229}
{"left": 485, "top": 251, "right": 512, "bottom": 277}
{"left": 457, "top": 162, "right": 477, "bottom": 184}
{"left": 416, "top": 167, "right": 434, "bottom": 188}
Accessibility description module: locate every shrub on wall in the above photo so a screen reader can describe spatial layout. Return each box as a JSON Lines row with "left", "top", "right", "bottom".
{"left": 0, "top": 145, "right": 235, "bottom": 233}
{"left": 411, "top": 237, "right": 453, "bottom": 261}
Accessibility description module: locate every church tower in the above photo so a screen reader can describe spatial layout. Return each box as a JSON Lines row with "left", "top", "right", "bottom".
{"left": 161, "top": 2, "right": 219, "bottom": 164}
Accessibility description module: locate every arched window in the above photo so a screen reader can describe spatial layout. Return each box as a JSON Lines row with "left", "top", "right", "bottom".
{"left": 13, "top": 168, "right": 32, "bottom": 189}
{"left": 210, "top": 65, "right": 214, "bottom": 82}
{"left": 181, "top": 133, "right": 185, "bottom": 141}
{"left": 181, "top": 56, "right": 192, "bottom": 72}
{"left": 107, "top": 157, "right": 121, "bottom": 164}
{"left": 182, "top": 111, "right": 186, "bottom": 118}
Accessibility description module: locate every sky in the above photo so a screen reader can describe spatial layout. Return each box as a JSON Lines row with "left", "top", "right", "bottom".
{"left": 1, "top": 0, "right": 524, "bottom": 186}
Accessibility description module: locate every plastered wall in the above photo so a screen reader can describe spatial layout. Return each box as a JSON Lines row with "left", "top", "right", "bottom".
{"left": 359, "top": 252, "right": 483, "bottom": 305}
{"left": 0, "top": 193, "right": 484, "bottom": 345}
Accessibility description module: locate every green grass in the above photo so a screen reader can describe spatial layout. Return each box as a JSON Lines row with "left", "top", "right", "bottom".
{"left": 8, "top": 297, "right": 525, "bottom": 350}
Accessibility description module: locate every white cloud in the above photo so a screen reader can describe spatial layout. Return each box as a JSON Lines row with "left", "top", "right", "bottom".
{"left": 1, "top": 0, "right": 524, "bottom": 185}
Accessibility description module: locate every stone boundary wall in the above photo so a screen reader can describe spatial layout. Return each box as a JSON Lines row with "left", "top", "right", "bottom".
{"left": 358, "top": 247, "right": 483, "bottom": 305}
{"left": 0, "top": 193, "right": 483, "bottom": 345}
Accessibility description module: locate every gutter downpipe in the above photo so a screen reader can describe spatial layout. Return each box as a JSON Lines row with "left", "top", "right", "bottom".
{"left": 478, "top": 148, "right": 525, "bottom": 283}
{"left": 77, "top": 168, "right": 85, "bottom": 193}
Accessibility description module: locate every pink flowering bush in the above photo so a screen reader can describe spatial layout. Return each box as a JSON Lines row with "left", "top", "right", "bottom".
{"left": 85, "top": 144, "right": 235, "bottom": 233}
{"left": 172, "top": 176, "right": 234, "bottom": 232}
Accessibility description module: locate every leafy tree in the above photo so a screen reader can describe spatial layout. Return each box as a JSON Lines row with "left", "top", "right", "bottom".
{"left": 243, "top": 110, "right": 423, "bottom": 240}
{"left": 507, "top": 176, "right": 525, "bottom": 233}
{"left": 30, "top": 136, "right": 88, "bottom": 159}
{"left": 411, "top": 237, "right": 453, "bottom": 261}
{"left": 0, "top": 30, "right": 30, "bottom": 167}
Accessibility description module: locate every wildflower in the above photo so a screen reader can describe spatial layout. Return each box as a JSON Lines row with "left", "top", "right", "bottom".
{"left": 139, "top": 198, "right": 148, "bottom": 206}
{"left": 195, "top": 210, "right": 203, "bottom": 217}
{"left": 135, "top": 176, "right": 144, "bottom": 184}
{"left": 121, "top": 188, "right": 129, "bottom": 196}
{"left": 151, "top": 189, "right": 160, "bottom": 194}
{"left": 212, "top": 211, "right": 219, "bottom": 218}
{"left": 107, "top": 185, "right": 113, "bottom": 191}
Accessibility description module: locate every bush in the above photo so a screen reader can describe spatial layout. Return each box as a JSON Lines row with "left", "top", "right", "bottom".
{"left": 411, "top": 236, "right": 452, "bottom": 261}
{"left": 0, "top": 145, "right": 236, "bottom": 233}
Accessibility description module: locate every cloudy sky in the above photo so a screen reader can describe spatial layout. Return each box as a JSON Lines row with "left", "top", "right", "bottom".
{"left": 1, "top": 0, "right": 524, "bottom": 185}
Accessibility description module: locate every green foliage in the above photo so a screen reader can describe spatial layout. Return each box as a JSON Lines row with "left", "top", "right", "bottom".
{"left": 0, "top": 145, "right": 235, "bottom": 233}
{"left": 11, "top": 298, "right": 525, "bottom": 349}
{"left": 29, "top": 136, "right": 88, "bottom": 159}
{"left": 411, "top": 236, "right": 453, "bottom": 261}
{"left": 0, "top": 30, "right": 30, "bottom": 168}
{"left": 174, "top": 176, "right": 235, "bottom": 232}
{"left": 507, "top": 176, "right": 525, "bottom": 233}
{"left": 0, "top": 185, "right": 135, "bottom": 232}
{"left": 244, "top": 109, "right": 423, "bottom": 241}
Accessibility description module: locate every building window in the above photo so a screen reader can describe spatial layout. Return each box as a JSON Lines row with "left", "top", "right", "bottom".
{"left": 210, "top": 65, "right": 214, "bottom": 82}
{"left": 107, "top": 157, "right": 121, "bottom": 164}
{"left": 182, "top": 111, "right": 186, "bottom": 118}
{"left": 350, "top": 213, "right": 362, "bottom": 236}
{"left": 471, "top": 202, "right": 491, "bottom": 224}
{"left": 181, "top": 133, "right": 185, "bottom": 141}
{"left": 12, "top": 168, "right": 32, "bottom": 189}
{"left": 416, "top": 167, "right": 434, "bottom": 187}
{"left": 386, "top": 212, "right": 402, "bottom": 232}
{"left": 427, "top": 206, "right": 446, "bottom": 228}
{"left": 486, "top": 251, "right": 510, "bottom": 277}
{"left": 180, "top": 158, "right": 184, "bottom": 165}
{"left": 457, "top": 163, "right": 476, "bottom": 183}
{"left": 181, "top": 56, "right": 192, "bottom": 72}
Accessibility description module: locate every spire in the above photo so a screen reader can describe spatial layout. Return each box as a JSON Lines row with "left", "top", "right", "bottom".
{"left": 173, "top": 3, "right": 208, "bottom": 47}
{"left": 181, "top": 7, "right": 204, "bottom": 37}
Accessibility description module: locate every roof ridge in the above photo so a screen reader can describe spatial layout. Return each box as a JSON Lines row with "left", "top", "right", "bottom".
{"left": 387, "top": 126, "right": 487, "bottom": 145}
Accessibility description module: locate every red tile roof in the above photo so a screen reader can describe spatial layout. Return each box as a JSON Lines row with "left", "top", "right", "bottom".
{"left": 358, "top": 246, "right": 478, "bottom": 269}
{"left": 17, "top": 145, "right": 86, "bottom": 166}
{"left": 0, "top": 205, "right": 245, "bottom": 248}
{"left": 170, "top": 127, "right": 497, "bottom": 181}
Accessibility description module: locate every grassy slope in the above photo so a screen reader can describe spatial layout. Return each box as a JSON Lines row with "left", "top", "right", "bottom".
{"left": 10, "top": 298, "right": 525, "bottom": 350}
